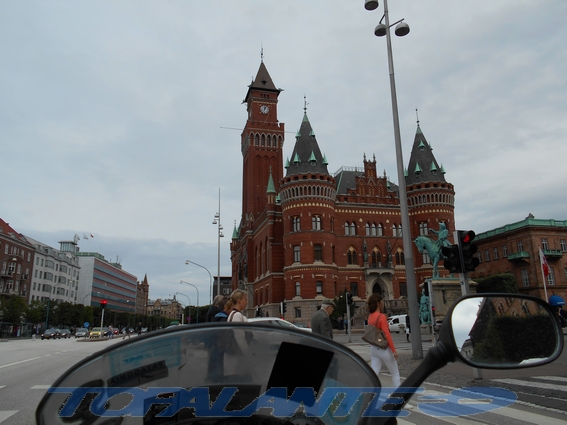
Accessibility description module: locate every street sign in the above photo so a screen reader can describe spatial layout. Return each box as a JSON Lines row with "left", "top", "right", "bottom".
{"left": 84, "top": 322, "right": 90, "bottom": 328}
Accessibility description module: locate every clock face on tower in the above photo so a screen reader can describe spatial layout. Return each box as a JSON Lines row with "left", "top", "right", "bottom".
{"left": 260, "top": 105, "right": 270, "bottom": 114}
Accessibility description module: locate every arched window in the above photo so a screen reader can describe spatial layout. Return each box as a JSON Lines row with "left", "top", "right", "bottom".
{"left": 254, "top": 134, "right": 260, "bottom": 146}
{"left": 295, "top": 281, "right": 301, "bottom": 296}
{"left": 347, "top": 247, "right": 358, "bottom": 265}
{"left": 395, "top": 250, "right": 405, "bottom": 266}
{"left": 371, "top": 249, "right": 381, "bottom": 268}
{"left": 350, "top": 222, "right": 357, "bottom": 235}
{"left": 345, "top": 222, "right": 351, "bottom": 235}
{"left": 377, "top": 223, "right": 383, "bottom": 236}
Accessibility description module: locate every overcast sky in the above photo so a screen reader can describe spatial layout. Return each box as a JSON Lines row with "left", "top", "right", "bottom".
{"left": 2, "top": 1, "right": 566, "bottom": 305}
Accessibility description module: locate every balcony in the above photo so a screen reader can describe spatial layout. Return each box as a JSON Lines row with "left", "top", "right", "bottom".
{"left": 543, "top": 249, "right": 564, "bottom": 259}
{"left": 507, "top": 251, "right": 530, "bottom": 261}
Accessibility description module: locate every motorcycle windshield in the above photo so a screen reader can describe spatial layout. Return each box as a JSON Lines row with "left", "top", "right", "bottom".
{"left": 36, "top": 323, "right": 380, "bottom": 425}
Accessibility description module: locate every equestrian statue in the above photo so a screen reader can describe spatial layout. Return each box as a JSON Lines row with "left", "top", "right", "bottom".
{"left": 414, "top": 223, "right": 452, "bottom": 278}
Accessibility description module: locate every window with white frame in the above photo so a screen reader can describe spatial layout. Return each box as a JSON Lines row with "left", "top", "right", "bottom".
{"left": 295, "top": 281, "right": 301, "bottom": 296}
{"left": 517, "top": 241, "right": 524, "bottom": 252}
{"left": 292, "top": 216, "right": 301, "bottom": 232}
{"left": 314, "top": 245, "right": 322, "bottom": 262}
{"left": 312, "top": 215, "right": 321, "bottom": 231}
{"left": 484, "top": 250, "right": 490, "bottom": 261}
{"left": 561, "top": 239, "right": 567, "bottom": 252}
{"left": 419, "top": 222, "right": 428, "bottom": 236}
{"left": 541, "top": 238, "right": 549, "bottom": 250}
{"left": 502, "top": 245, "right": 508, "bottom": 258}
{"left": 521, "top": 269, "right": 530, "bottom": 287}
{"left": 547, "top": 268, "right": 556, "bottom": 286}
{"left": 316, "top": 281, "right": 323, "bottom": 295}
{"left": 493, "top": 247, "right": 499, "bottom": 260}
{"left": 293, "top": 246, "right": 301, "bottom": 263}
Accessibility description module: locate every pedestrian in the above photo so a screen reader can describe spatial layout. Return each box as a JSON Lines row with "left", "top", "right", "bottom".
{"left": 213, "top": 297, "right": 230, "bottom": 322}
{"left": 366, "top": 293, "right": 400, "bottom": 387}
{"left": 311, "top": 299, "right": 335, "bottom": 339}
{"left": 226, "top": 289, "right": 249, "bottom": 322}
{"left": 123, "top": 325, "right": 131, "bottom": 339}
{"left": 108, "top": 324, "right": 114, "bottom": 339}
{"left": 207, "top": 295, "right": 225, "bottom": 322}
{"left": 405, "top": 313, "right": 411, "bottom": 342}
{"left": 137, "top": 322, "right": 142, "bottom": 336}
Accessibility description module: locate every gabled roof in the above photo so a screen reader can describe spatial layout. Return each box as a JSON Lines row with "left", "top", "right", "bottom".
{"left": 285, "top": 112, "right": 329, "bottom": 177}
{"left": 405, "top": 124, "right": 447, "bottom": 185}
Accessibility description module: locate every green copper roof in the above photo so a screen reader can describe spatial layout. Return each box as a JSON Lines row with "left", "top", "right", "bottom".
{"left": 440, "top": 164, "right": 446, "bottom": 174}
{"left": 404, "top": 167, "right": 408, "bottom": 177}
{"left": 323, "top": 154, "right": 328, "bottom": 166}
{"left": 232, "top": 223, "right": 239, "bottom": 239}
{"left": 266, "top": 171, "right": 276, "bottom": 194}
{"left": 293, "top": 153, "right": 301, "bottom": 163}
{"left": 416, "top": 125, "right": 422, "bottom": 135}
{"left": 309, "top": 130, "right": 315, "bottom": 137}
{"left": 414, "top": 163, "right": 422, "bottom": 173}
{"left": 309, "top": 151, "right": 316, "bottom": 162}
{"left": 285, "top": 157, "right": 290, "bottom": 168}
{"left": 419, "top": 141, "right": 426, "bottom": 149}
{"left": 430, "top": 162, "right": 437, "bottom": 171}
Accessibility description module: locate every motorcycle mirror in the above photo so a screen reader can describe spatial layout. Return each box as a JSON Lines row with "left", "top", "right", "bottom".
{"left": 449, "top": 294, "right": 564, "bottom": 368}
{"left": 379, "top": 294, "right": 564, "bottom": 423}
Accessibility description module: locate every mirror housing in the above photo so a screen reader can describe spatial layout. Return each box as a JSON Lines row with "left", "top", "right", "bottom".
{"left": 446, "top": 294, "right": 564, "bottom": 368}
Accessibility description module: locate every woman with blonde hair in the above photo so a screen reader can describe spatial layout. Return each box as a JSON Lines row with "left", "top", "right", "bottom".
{"left": 226, "top": 289, "right": 248, "bottom": 322}
{"left": 367, "top": 293, "right": 400, "bottom": 387}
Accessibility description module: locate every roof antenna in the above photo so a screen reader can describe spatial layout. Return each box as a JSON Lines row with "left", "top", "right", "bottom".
{"left": 261, "top": 45, "right": 264, "bottom": 62}
{"left": 304, "top": 94, "right": 309, "bottom": 113}
{"left": 416, "top": 108, "right": 420, "bottom": 127}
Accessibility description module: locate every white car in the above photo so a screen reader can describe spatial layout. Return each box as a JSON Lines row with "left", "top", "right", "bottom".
{"left": 388, "top": 315, "right": 407, "bottom": 333}
{"left": 248, "top": 317, "right": 312, "bottom": 332}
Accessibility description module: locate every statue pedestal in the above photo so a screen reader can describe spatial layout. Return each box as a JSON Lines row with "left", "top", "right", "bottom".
{"left": 425, "top": 278, "right": 477, "bottom": 325}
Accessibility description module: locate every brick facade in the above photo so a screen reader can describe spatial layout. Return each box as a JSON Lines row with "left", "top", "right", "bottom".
{"left": 231, "top": 61, "right": 456, "bottom": 321}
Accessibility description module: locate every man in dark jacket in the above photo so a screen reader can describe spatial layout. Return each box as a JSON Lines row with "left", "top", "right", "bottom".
{"left": 311, "top": 299, "right": 336, "bottom": 339}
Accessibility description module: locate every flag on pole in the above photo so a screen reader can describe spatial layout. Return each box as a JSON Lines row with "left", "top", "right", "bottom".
{"left": 91, "top": 234, "right": 94, "bottom": 238}
{"left": 83, "top": 233, "right": 89, "bottom": 240}
{"left": 539, "top": 248, "right": 549, "bottom": 277}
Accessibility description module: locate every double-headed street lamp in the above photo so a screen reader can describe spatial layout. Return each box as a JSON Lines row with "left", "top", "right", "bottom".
{"left": 365, "top": 0, "right": 422, "bottom": 359}
{"left": 212, "top": 188, "right": 224, "bottom": 299}
{"left": 180, "top": 280, "right": 200, "bottom": 323}
{"left": 175, "top": 292, "right": 191, "bottom": 324}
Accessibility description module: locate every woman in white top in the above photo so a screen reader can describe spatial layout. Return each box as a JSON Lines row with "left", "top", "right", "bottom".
{"left": 226, "top": 289, "right": 249, "bottom": 322}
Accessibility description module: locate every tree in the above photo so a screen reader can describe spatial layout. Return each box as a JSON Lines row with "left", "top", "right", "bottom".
{"left": 475, "top": 274, "right": 519, "bottom": 294}
{"left": 26, "top": 300, "right": 45, "bottom": 324}
{"left": 0, "top": 296, "right": 27, "bottom": 324}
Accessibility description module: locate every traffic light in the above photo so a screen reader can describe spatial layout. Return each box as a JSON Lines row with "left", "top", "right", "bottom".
{"left": 282, "top": 302, "right": 287, "bottom": 314}
{"left": 459, "top": 230, "right": 479, "bottom": 272}
{"left": 441, "top": 230, "right": 480, "bottom": 274}
{"left": 346, "top": 292, "right": 353, "bottom": 304}
{"left": 100, "top": 299, "right": 107, "bottom": 309}
{"left": 442, "top": 244, "right": 461, "bottom": 273}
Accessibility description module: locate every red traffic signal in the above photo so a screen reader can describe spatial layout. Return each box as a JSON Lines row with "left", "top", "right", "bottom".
{"left": 458, "top": 230, "right": 479, "bottom": 272}
{"left": 100, "top": 299, "right": 107, "bottom": 308}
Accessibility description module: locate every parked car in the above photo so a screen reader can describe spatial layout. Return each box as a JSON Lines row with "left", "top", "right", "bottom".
{"left": 248, "top": 317, "right": 312, "bottom": 332}
{"left": 74, "top": 328, "right": 89, "bottom": 338}
{"left": 388, "top": 315, "right": 407, "bottom": 333}
{"left": 41, "top": 328, "right": 61, "bottom": 340}
{"left": 89, "top": 327, "right": 104, "bottom": 338}
{"left": 293, "top": 322, "right": 311, "bottom": 330}
{"left": 59, "top": 329, "right": 72, "bottom": 339}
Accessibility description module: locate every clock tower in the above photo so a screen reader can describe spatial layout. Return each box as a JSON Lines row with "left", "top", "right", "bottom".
{"left": 241, "top": 61, "right": 285, "bottom": 220}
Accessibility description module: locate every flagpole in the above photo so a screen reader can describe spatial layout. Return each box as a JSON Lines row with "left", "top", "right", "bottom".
{"left": 538, "top": 247, "right": 549, "bottom": 302}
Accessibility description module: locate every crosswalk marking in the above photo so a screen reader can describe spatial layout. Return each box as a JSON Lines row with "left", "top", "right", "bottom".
{"left": 538, "top": 376, "right": 567, "bottom": 383}
{"left": 492, "top": 378, "right": 567, "bottom": 393}
{"left": 31, "top": 385, "right": 51, "bottom": 389}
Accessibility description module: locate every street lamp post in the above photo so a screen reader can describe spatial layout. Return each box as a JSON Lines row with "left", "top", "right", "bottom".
{"left": 185, "top": 260, "right": 213, "bottom": 305}
{"left": 45, "top": 282, "right": 66, "bottom": 329}
{"left": 365, "top": 0, "right": 423, "bottom": 359}
{"left": 175, "top": 292, "right": 191, "bottom": 324}
{"left": 180, "top": 280, "right": 200, "bottom": 323}
{"left": 212, "top": 188, "right": 224, "bottom": 299}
